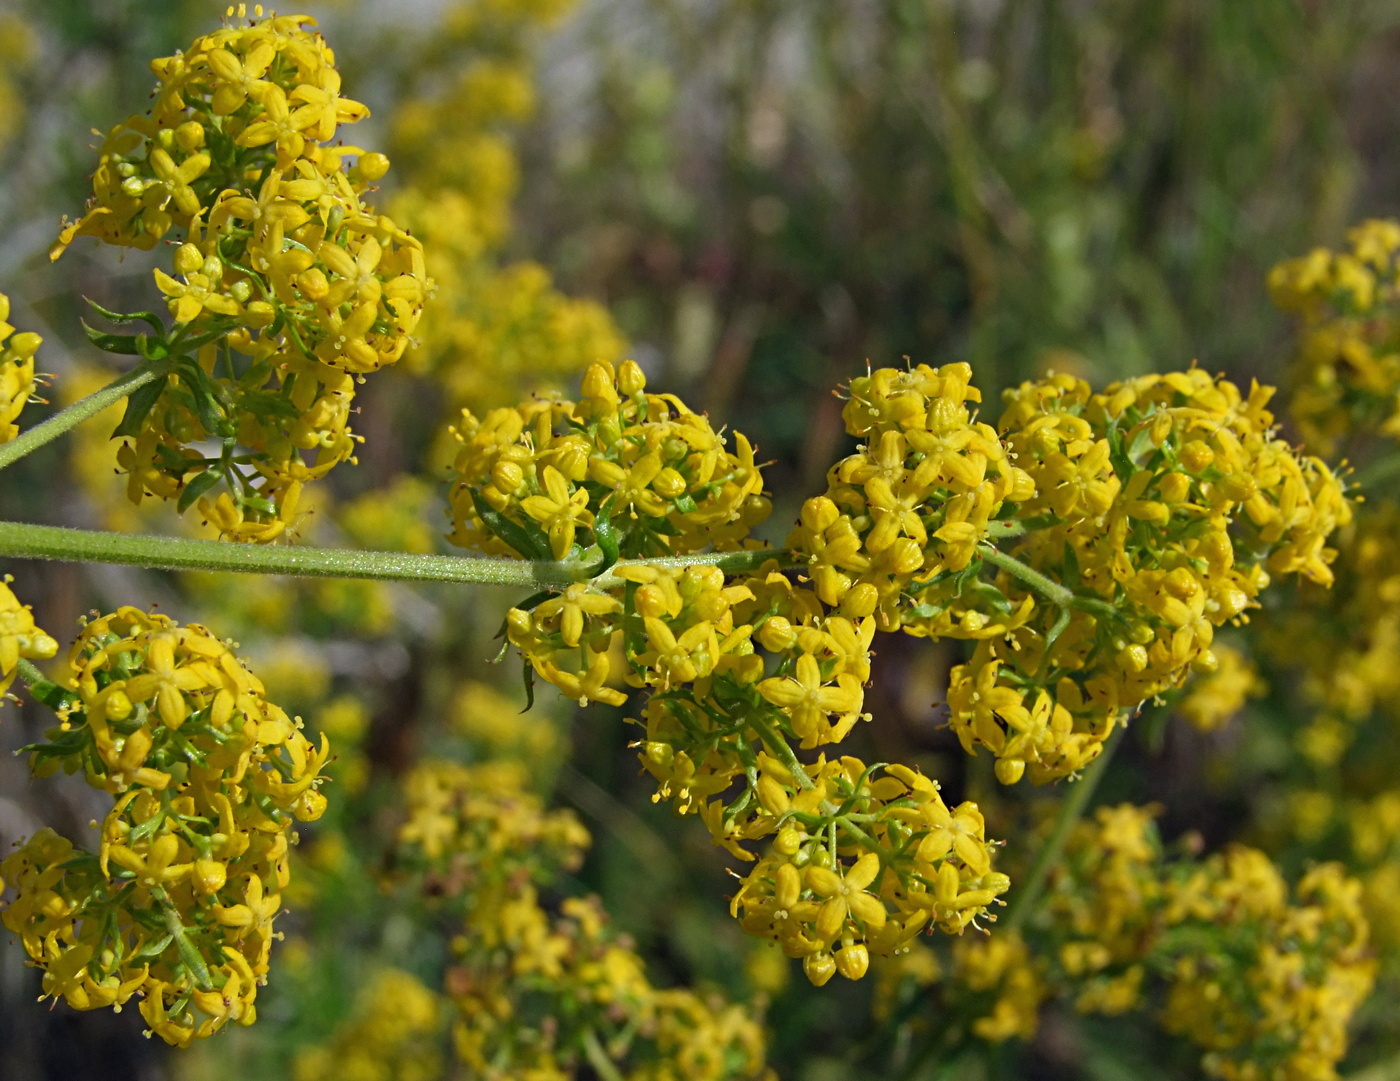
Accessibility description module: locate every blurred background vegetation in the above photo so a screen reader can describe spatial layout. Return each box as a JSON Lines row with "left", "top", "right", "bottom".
{"left": 4, "top": 1, "right": 1400, "bottom": 1078}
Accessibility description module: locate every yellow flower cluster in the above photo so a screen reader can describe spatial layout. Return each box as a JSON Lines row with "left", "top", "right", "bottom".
{"left": 0, "top": 290, "right": 41, "bottom": 443}
{"left": 1261, "top": 504, "right": 1400, "bottom": 760}
{"left": 0, "top": 12, "right": 35, "bottom": 159}
{"left": 1161, "top": 858, "right": 1374, "bottom": 1081}
{"left": 0, "top": 608, "right": 329, "bottom": 1045}
{"left": 394, "top": 760, "right": 773, "bottom": 1081}
{"left": 951, "top": 932, "right": 1048, "bottom": 1041}
{"left": 293, "top": 968, "right": 443, "bottom": 1081}
{"left": 730, "top": 758, "right": 1008, "bottom": 986}
{"left": 788, "top": 362, "right": 1035, "bottom": 631}
{"left": 1269, "top": 218, "right": 1400, "bottom": 455}
{"left": 53, "top": 7, "right": 428, "bottom": 541}
{"left": 1177, "top": 643, "right": 1265, "bottom": 733}
{"left": 0, "top": 577, "right": 57, "bottom": 697}
{"left": 944, "top": 368, "right": 1348, "bottom": 783}
{"left": 383, "top": 0, "right": 625, "bottom": 419}
{"left": 397, "top": 758, "right": 590, "bottom": 879}
{"left": 449, "top": 358, "right": 768, "bottom": 563}
{"left": 1042, "top": 805, "right": 1375, "bottom": 1081}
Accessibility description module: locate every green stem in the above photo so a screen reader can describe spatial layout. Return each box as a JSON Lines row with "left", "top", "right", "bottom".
{"left": 580, "top": 1028, "right": 626, "bottom": 1081}
{"left": 16, "top": 657, "right": 47, "bottom": 686}
{"left": 0, "top": 519, "right": 789, "bottom": 589}
{"left": 976, "top": 542, "right": 1075, "bottom": 608}
{"left": 983, "top": 519, "right": 1026, "bottom": 540}
{"left": 0, "top": 365, "right": 162, "bottom": 472}
{"left": 1002, "top": 725, "right": 1124, "bottom": 934}
{"left": 749, "top": 712, "right": 816, "bottom": 790}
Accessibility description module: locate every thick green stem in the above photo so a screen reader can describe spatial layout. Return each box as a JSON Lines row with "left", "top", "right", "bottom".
{"left": 16, "top": 657, "right": 47, "bottom": 686}
{"left": 0, "top": 519, "right": 788, "bottom": 589}
{"left": 1002, "top": 725, "right": 1124, "bottom": 933}
{"left": 0, "top": 365, "right": 161, "bottom": 472}
{"left": 976, "top": 542, "right": 1075, "bottom": 608}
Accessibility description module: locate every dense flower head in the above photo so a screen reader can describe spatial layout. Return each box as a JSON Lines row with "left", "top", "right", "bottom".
{"left": 1270, "top": 218, "right": 1400, "bottom": 455}
{"left": 937, "top": 367, "right": 1349, "bottom": 783}
{"left": 1260, "top": 502, "right": 1400, "bottom": 762}
{"left": 392, "top": 755, "right": 773, "bottom": 1081}
{"left": 0, "top": 577, "right": 57, "bottom": 698}
{"left": 448, "top": 359, "right": 769, "bottom": 561}
{"left": 1027, "top": 805, "right": 1375, "bottom": 1081}
{"left": 293, "top": 968, "right": 443, "bottom": 1081}
{"left": 0, "top": 291, "right": 41, "bottom": 443}
{"left": 884, "top": 806, "right": 1377, "bottom": 1079}
{"left": 1, "top": 607, "right": 328, "bottom": 1045}
{"left": 730, "top": 756, "right": 1008, "bottom": 987}
{"left": 1177, "top": 643, "right": 1264, "bottom": 732}
{"left": 789, "top": 362, "right": 1035, "bottom": 631}
{"left": 52, "top": 8, "right": 428, "bottom": 541}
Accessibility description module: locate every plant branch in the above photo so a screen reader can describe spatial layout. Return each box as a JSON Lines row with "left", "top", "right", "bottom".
{"left": 0, "top": 365, "right": 162, "bottom": 472}
{"left": 1002, "top": 724, "right": 1124, "bottom": 933}
{"left": 976, "top": 542, "right": 1075, "bottom": 608}
{"left": 0, "top": 519, "right": 790, "bottom": 589}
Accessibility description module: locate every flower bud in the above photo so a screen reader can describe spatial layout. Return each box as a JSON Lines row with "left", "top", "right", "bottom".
{"left": 174, "top": 243, "right": 204, "bottom": 276}
{"left": 617, "top": 359, "right": 647, "bottom": 396}
{"left": 653, "top": 467, "right": 686, "bottom": 499}
{"left": 803, "top": 951, "right": 837, "bottom": 987}
{"left": 757, "top": 616, "right": 797, "bottom": 653}
{"left": 193, "top": 858, "right": 227, "bottom": 895}
{"left": 174, "top": 121, "right": 205, "bottom": 151}
{"left": 354, "top": 151, "right": 390, "bottom": 181}
{"left": 835, "top": 943, "right": 870, "bottom": 981}
{"left": 801, "top": 497, "right": 840, "bottom": 534}
{"left": 994, "top": 757, "right": 1026, "bottom": 785}
{"left": 774, "top": 827, "right": 805, "bottom": 857}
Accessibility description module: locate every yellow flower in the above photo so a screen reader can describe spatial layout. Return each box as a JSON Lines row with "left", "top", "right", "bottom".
{"left": 756, "top": 654, "right": 863, "bottom": 748}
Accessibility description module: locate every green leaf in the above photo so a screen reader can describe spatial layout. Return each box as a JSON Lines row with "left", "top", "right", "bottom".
{"left": 176, "top": 467, "right": 225, "bottom": 513}
{"left": 468, "top": 487, "right": 553, "bottom": 561}
{"left": 84, "top": 297, "right": 166, "bottom": 336}
{"left": 236, "top": 390, "right": 301, "bottom": 418}
{"left": 1105, "top": 418, "right": 1135, "bottom": 481}
{"left": 114, "top": 376, "right": 167, "bottom": 438}
{"left": 588, "top": 495, "right": 620, "bottom": 576}
{"left": 173, "top": 359, "right": 229, "bottom": 436}
{"left": 521, "top": 658, "right": 536, "bottom": 713}
{"left": 81, "top": 320, "right": 145, "bottom": 356}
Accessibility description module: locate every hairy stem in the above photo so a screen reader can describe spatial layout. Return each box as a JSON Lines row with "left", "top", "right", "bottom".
{"left": 1002, "top": 724, "right": 1124, "bottom": 933}
{"left": 976, "top": 542, "right": 1076, "bottom": 608}
{"left": 0, "top": 365, "right": 161, "bottom": 472}
{"left": 0, "top": 519, "right": 790, "bottom": 589}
